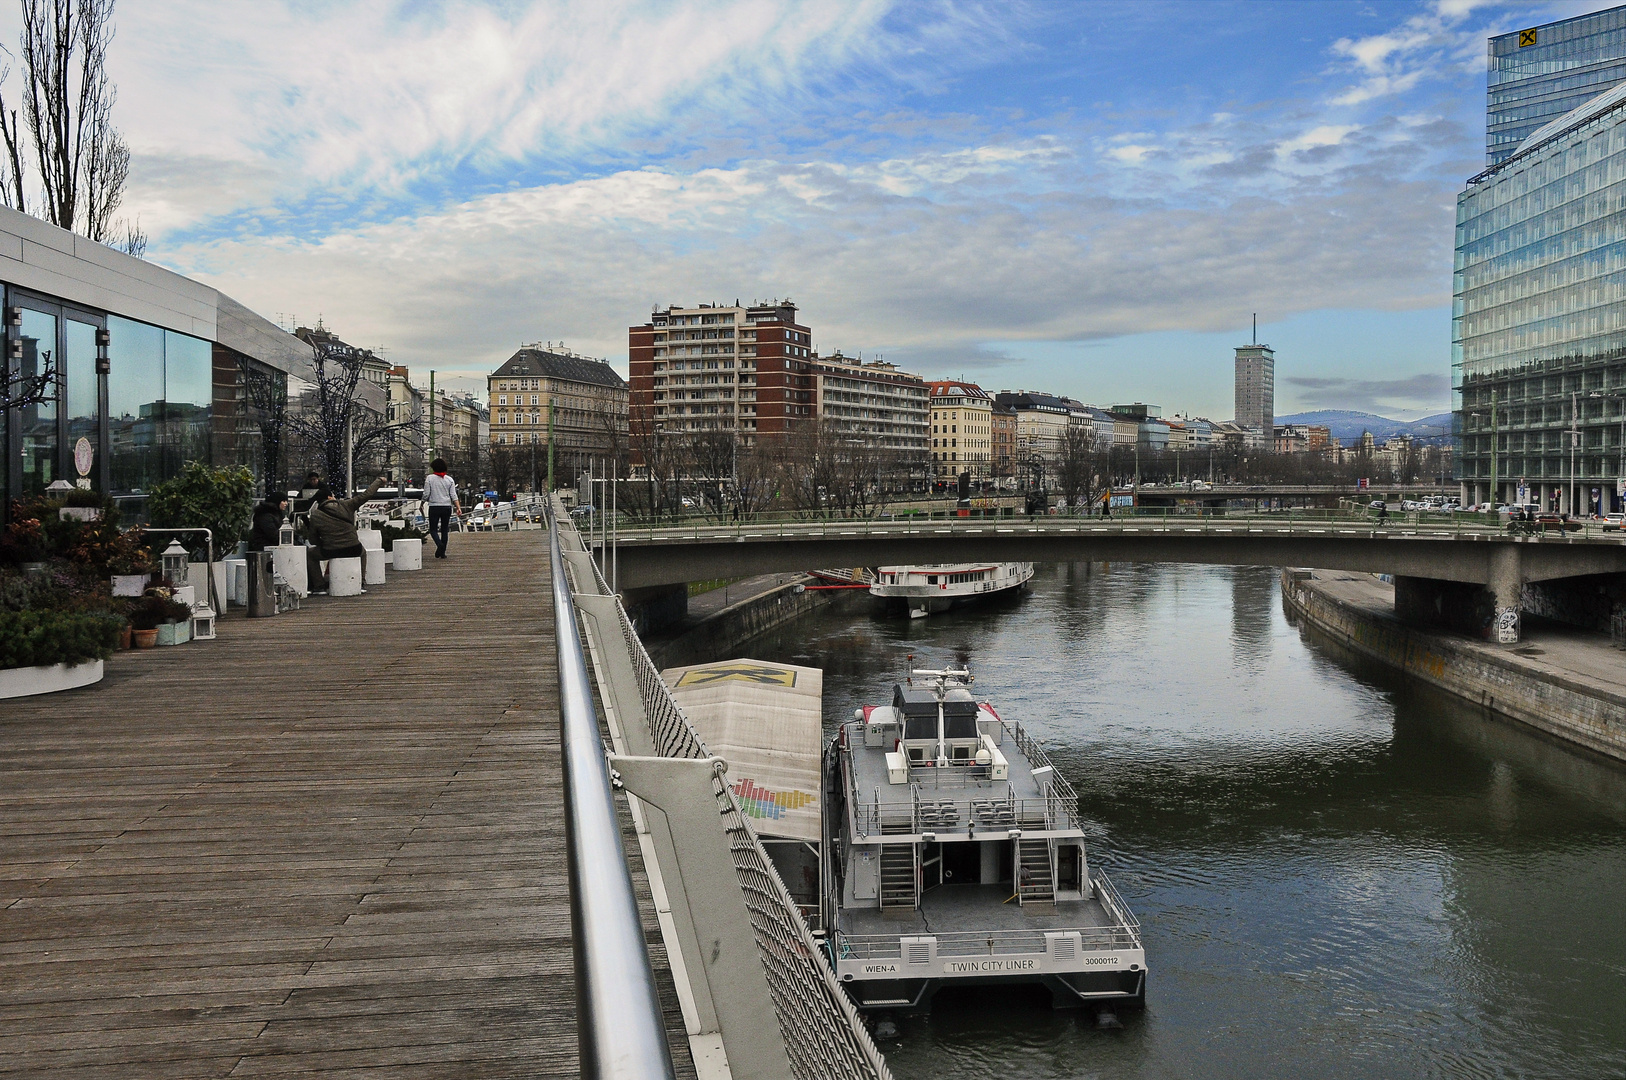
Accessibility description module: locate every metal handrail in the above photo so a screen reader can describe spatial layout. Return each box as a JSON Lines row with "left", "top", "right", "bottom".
{"left": 548, "top": 510, "right": 677, "bottom": 1080}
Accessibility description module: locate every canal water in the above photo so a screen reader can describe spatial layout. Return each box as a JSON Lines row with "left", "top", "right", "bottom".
{"left": 744, "top": 563, "right": 1626, "bottom": 1080}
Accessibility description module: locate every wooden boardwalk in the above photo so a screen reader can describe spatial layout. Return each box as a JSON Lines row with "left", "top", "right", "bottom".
{"left": 0, "top": 531, "right": 696, "bottom": 1078}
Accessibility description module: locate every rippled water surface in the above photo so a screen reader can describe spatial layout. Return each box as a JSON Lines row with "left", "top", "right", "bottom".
{"left": 743, "top": 564, "right": 1626, "bottom": 1080}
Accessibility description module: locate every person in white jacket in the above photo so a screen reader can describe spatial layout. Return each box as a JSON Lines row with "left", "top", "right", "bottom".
{"left": 423, "top": 459, "right": 462, "bottom": 559}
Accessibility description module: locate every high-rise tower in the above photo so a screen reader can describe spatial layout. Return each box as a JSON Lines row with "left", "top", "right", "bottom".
{"left": 1486, "top": 6, "right": 1626, "bottom": 166}
{"left": 1234, "top": 338, "right": 1274, "bottom": 438}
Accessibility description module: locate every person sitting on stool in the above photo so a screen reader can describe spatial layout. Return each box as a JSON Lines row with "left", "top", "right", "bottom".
{"left": 304, "top": 476, "right": 386, "bottom": 591}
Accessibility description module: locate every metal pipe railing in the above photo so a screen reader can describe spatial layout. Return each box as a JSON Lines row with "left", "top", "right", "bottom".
{"left": 549, "top": 509, "right": 676, "bottom": 1080}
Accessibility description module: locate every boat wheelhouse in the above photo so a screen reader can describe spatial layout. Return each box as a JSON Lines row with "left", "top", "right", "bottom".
{"left": 821, "top": 665, "right": 1145, "bottom": 1012}
{"left": 869, "top": 562, "right": 1034, "bottom": 619}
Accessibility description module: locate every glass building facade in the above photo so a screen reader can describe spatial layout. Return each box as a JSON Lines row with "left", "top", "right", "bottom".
{"left": 1454, "top": 91, "right": 1626, "bottom": 514}
{"left": 1487, "top": 6, "right": 1626, "bottom": 166}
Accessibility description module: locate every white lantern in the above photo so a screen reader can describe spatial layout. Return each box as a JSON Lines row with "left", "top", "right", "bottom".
{"left": 278, "top": 518, "right": 295, "bottom": 546}
{"left": 161, "top": 539, "right": 188, "bottom": 584}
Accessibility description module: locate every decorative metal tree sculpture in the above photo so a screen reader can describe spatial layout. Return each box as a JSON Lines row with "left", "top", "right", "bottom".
{"left": 1, "top": 345, "right": 56, "bottom": 410}
{"left": 283, "top": 335, "right": 423, "bottom": 493}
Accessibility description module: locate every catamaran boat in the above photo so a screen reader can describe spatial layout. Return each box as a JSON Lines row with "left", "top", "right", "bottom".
{"left": 821, "top": 664, "right": 1146, "bottom": 1013}
{"left": 870, "top": 563, "right": 1034, "bottom": 619}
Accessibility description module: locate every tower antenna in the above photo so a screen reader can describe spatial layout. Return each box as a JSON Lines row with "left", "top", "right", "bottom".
{"left": 1252, "top": 313, "right": 1257, "bottom": 344}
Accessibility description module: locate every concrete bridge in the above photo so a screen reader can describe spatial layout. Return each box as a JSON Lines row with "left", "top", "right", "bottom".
{"left": 602, "top": 515, "right": 1626, "bottom": 643}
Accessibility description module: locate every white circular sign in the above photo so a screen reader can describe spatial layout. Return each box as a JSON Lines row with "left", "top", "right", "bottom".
{"left": 73, "top": 436, "right": 94, "bottom": 477}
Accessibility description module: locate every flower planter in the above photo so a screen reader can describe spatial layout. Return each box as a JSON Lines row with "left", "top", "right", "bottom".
{"left": 0, "top": 660, "right": 104, "bottom": 700}
{"left": 57, "top": 506, "right": 102, "bottom": 523}
{"left": 133, "top": 629, "right": 159, "bottom": 648}
{"left": 118, "top": 625, "right": 132, "bottom": 651}
{"left": 155, "top": 620, "right": 191, "bottom": 646}
{"left": 111, "top": 574, "right": 149, "bottom": 597}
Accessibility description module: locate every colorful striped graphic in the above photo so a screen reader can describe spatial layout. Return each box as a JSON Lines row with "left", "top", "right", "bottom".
{"left": 731, "top": 778, "right": 815, "bottom": 820}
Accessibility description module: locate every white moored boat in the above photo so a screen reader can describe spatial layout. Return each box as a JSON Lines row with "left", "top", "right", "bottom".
{"left": 821, "top": 664, "right": 1146, "bottom": 1014}
{"left": 870, "top": 562, "right": 1034, "bottom": 619}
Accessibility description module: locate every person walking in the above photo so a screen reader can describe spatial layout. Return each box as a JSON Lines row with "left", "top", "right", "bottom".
{"left": 424, "top": 459, "right": 461, "bottom": 560}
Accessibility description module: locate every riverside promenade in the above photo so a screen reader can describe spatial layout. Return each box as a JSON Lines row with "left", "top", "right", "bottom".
{"left": 0, "top": 532, "right": 694, "bottom": 1077}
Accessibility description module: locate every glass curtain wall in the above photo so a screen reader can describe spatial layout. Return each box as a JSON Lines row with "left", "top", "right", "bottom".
{"left": 1487, "top": 7, "right": 1626, "bottom": 165}
{"left": 107, "top": 315, "right": 165, "bottom": 494}
{"left": 1454, "top": 103, "right": 1626, "bottom": 512}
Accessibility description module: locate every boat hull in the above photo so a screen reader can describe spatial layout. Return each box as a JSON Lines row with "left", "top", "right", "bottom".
{"left": 869, "top": 562, "right": 1034, "bottom": 619}
{"left": 835, "top": 966, "right": 1146, "bottom": 1013}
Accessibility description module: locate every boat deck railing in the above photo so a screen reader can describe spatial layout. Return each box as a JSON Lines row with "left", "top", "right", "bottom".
{"left": 836, "top": 875, "right": 1142, "bottom": 960}
{"left": 848, "top": 719, "right": 1080, "bottom": 838}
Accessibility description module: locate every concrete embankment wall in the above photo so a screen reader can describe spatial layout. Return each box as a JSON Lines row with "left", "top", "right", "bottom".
{"left": 1281, "top": 571, "right": 1626, "bottom": 764}
{"left": 647, "top": 580, "right": 867, "bottom": 670}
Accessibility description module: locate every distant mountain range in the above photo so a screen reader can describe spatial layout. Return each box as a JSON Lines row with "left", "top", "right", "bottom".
{"left": 1274, "top": 410, "right": 1453, "bottom": 444}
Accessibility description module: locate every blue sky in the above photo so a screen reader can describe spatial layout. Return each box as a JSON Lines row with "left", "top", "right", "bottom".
{"left": 71, "top": 0, "right": 1623, "bottom": 417}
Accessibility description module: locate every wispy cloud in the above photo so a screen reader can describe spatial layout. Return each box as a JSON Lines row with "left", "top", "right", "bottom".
{"left": 1287, "top": 374, "right": 1452, "bottom": 416}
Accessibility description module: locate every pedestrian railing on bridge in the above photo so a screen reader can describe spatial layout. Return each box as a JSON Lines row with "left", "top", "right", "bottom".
{"left": 549, "top": 500, "right": 892, "bottom": 1080}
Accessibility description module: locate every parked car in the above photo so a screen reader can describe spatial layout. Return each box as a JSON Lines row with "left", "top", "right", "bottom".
{"left": 1600, "top": 513, "right": 1624, "bottom": 532}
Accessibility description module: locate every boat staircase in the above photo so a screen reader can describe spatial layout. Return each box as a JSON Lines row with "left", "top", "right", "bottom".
{"left": 1016, "top": 837, "right": 1055, "bottom": 905}
{"left": 879, "top": 843, "right": 919, "bottom": 910}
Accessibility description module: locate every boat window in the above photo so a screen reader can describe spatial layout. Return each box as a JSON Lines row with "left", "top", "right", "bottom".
{"left": 927, "top": 575, "right": 938, "bottom": 584}
{"left": 907, "top": 747, "right": 925, "bottom": 762}
{"left": 904, "top": 715, "right": 935, "bottom": 741}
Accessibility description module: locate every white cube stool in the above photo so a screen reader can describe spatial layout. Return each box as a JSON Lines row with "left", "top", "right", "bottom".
{"left": 272, "top": 544, "right": 309, "bottom": 596}
{"left": 363, "top": 548, "right": 389, "bottom": 585}
{"left": 392, "top": 538, "right": 422, "bottom": 571}
{"left": 226, "top": 558, "right": 247, "bottom": 606}
{"left": 328, "top": 556, "right": 364, "bottom": 596}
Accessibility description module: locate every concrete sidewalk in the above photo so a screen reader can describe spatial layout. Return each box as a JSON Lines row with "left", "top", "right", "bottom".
{"left": 1307, "top": 571, "right": 1625, "bottom": 706}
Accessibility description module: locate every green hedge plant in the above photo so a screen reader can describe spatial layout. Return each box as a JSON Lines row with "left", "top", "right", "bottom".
{"left": 148, "top": 463, "right": 255, "bottom": 559}
{"left": 0, "top": 610, "right": 122, "bottom": 670}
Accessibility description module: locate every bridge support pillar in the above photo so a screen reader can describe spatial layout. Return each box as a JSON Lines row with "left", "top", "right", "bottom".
{"left": 1489, "top": 545, "right": 1522, "bottom": 644}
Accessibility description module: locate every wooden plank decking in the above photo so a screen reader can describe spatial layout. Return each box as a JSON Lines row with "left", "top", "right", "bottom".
{"left": 0, "top": 531, "right": 696, "bottom": 1078}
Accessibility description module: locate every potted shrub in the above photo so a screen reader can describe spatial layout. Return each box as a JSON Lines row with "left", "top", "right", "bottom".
{"left": 105, "top": 529, "right": 156, "bottom": 596}
{"left": 0, "top": 609, "right": 122, "bottom": 698}
{"left": 148, "top": 463, "right": 254, "bottom": 608}
{"left": 128, "top": 589, "right": 191, "bottom": 647}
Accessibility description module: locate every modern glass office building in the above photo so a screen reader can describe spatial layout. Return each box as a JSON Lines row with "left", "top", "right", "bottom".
{"left": 1487, "top": 6, "right": 1626, "bottom": 166}
{"left": 1, "top": 205, "right": 312, "bottom": 520}
{"left": 1454, "top": 79, "right": 1626, "bottom": 513}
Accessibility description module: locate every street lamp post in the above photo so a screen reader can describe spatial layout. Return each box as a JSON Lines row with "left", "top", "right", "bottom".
{"left": 1589, "top": 389, "right": 1625, "bottom": 514}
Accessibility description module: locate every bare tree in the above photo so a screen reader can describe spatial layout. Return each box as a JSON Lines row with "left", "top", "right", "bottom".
{"left": 1057, "top": 425, "right": 1100, "bottom": 513}
{"left": 0, "top": 0, "right": 143, "bottom": 254}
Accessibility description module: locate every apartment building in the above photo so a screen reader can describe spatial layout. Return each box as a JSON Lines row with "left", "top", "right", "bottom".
{"left": 930, "top": 380, "right": 993, "bottom": 479}
{"left": 994, "top": 391, "right": 1088, "bottom": 462}
{"left": 991, "top": 404, "right": 1016, "bottom": 477}
{"left": 813, "top": 352, "right": 929, "bottom": 456}
{"left": 488, "top": 347, "right": 627, "bottom": 480}
{"left": 628, "top": 300, "right": 815, "bottom": 446}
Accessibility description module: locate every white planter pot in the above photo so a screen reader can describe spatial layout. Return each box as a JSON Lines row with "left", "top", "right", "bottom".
{"left": 357, "top": 528, "right": 383, "bottom": 551}
{"left": 272, "top": 544, "right": 309, "bottom": 596}
{"left": 210, "top": 561, "right": 227, "bottom": 611}
{"left": 58, "top": 506, "right": 101, "bottom": 522}
{"left": 363, "top": 548, "right": 388, "bottom": 585}
{"left": 328, "top": 556, "right": 364, "bottom": 596}
{"left": 111, "top": 574, "right": 148, "bottom": 597}
{"left": 0, "top": 659, "right": 104, "bottom": 699}
{"left": 226, "top": 558, "right": 247, "bottom": 606}
{"left": 391, "top": 538, "right": 422, "bottom": 571}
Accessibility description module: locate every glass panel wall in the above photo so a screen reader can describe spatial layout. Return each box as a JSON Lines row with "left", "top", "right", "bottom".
{"left": 18, "top": 308, "right": 58, "bottom": 498}
{"left": 65, "top": 319, "right": 99, "bottom": 489}
{"left": 165, "top": 329, "right": 212, "bottom": 473}
{"left": 107, "top": 315, "right": 165, "bottom": 495}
